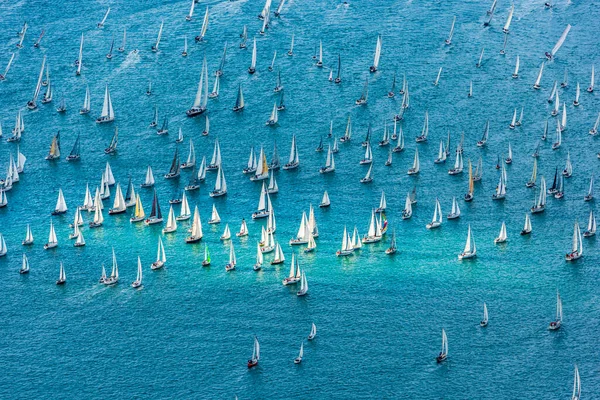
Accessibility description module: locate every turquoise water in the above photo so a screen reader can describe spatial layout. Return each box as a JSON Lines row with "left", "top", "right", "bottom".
{"left": 1, "top": 0, "right": 599, "bottom": 398}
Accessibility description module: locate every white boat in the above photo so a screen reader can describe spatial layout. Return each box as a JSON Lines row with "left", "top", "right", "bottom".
{"left": 552, "top": 119, "right": 562, "bottom": 149}
{"left": 308, "top": 323, "right": 317, "bottom": 340}
{"left": 587, "top": 65, "right": 595, "bottom": 93}
{"left": 548, "top": 290, "right": 563, "bottom": 330}
{"left": 163, "top": 206, "right": 177, "bottom": 233}
{"left": 494, "top": 221, "right": 508, "bottom": 243}
{"left": 225, "top": 242, "right": 236, "bottom": 271}
{"left": 131, "top": 256, "right": 143, "bottom": 288}
{"left": 0, "top": 233, "right": 6, "bottom": 256}
{"left": 220, "top": 224, "right": 231, "bottom": 240}
{"left": 56, "top": 262, "right": 66, "bottom": 285}
{"left": 44, "top": 221, "right": 58, "bottom": 249}
{"left": 445, "top": 17, "right": 456, "bottom": 46}
{"left": 266, "top": 103, "right": 279, "bottom": 126}
{"left": 271, "top": 242, "right": 285, "bottom": 265}
{"left": 96, "top": 84, "right": 115, "bottom": 123}
{"left": 433, "top": 67, "right": 442, "bottom": 86}
{"left": 573, "top": 83, "right": 580, "bottom": 107}
{"left": 290, "top": 211, "right": 311, "bottom": 245}
{"left": 360, "top": 141, "right": 373, "bottom": 164}
{"left": 97, "top": 7, "right": 110, "bottom": 28}
{"left": 80, "top": 86, "right": 91, "bottom": 114}
{"left": 480, "top": 303, "right": 489, "bottom": 327}
{"left": 187, "top": 57, "right": 209, "bottom": 117}
{"left": 254, "top": 242, "right": 263, "bottom": 271}
{"left": 19, "top": 254, "right": 30, "bottom": 274}
{"left": 52, "top": 188, "right": 68, "bottom": 215}
{"left": 208, "top": 204, "right": 221, "bottom": 224}
{"left": 355, "top": 78, "right": 368, "bottom": 105}
{"left": 207, "top": 139, "right": 222, "bottom": 170}
{"left": 492, "top": 166, "right": 507, "bottom": 200}
{"left": 22, "top": 224, "right": 33, "bottom": 245}
{"left": 185, "top": 206, "right": 203, "bottom": 243}
{"left": 545, "top": 24, "right": 571, "bottom": 60}
{"left": 502, "top": 5, "right": 514, "bottom": 34}
{"left": 458, "top": 225, "right": 476, "bottom": 260}
{"left": 195, "top": 7, "right": 209, "bottom": 42}
{"left": 583, "top": 210, "right": 596, "bottom": 237}
{"left": 103, "top": 249, "right": 120, "bottom": 285}
{"left": 571, "top": 365, "right": 581, "bottom": 400}
{"left": 415, "top": 111, "right": 429, "bottom": 142}
{"left": 448, "top": 148, "right": 463, "bottom": 175}
{"left": 402, "top": 193, "right": 412, "bottom": 219}
{"left": 584, "top": 175, "right": 594, "bottom": 201}
{"left": 248, "top": 37, "right": 257, "bottom": 73}
{"left": 0, "top": 53, "right": 15, "bottom": 81}
{"left": 476, "top": 48, "right": 485, "bottom": 67}
{"left": 436, "top": 329, "right": 448, "bottom": 363}
{"left": 565, "top": 221, "right": 583, "bottom": 261}
{"left": 176, "top": 193, "right": 191, "bottom": 221}
{"left": 447, "top": 197, "right": 460, "bottom": 219}
{"left": 209, "top": 166, "right": 227, "bottom": 197}
{"left": 370, "top": 35, "right": 382, "bottom": 72}
{"left": 533, "top": 62, "right": 545, "bottom": 90}
{"left": 186, "top": 0, "right": 195, "bottom": 21}
{"left": 294, "top": 342, "right": 304, "bottom": 364}
{"left": 320, "top": 191, "right": 330, "bottom": 208}
{"left": 251, "top": 147, "right": 269, "bottom": 181}
{"left": 407, "top": 148, "right": 420, "bottom": 175}
{"left": 426, "top": 198, "right": 442, "bottom": 229}
{"left": 247, "top": 336, "right": 260, "bottom": 368}
{"left": 563, "top": 152, "right": 573, "bottom": 178}
{"left": 27, "top": 56, "right": 46, "bottom": 110}
{"left": 297, "top": 270, "right": 308, "bottom": 296}
{"left": 237, "top": 219, "right": 249, "bottom": 237}
{"left": 319, "top": 145, "right": 335, "bottom": 174}
{"left": 267, "top": 170, "right": 278, "bottom": 194}
{"left": 76, "top": 34, "right": 84, "bottom": 76}
{"left": 150, "top": 236, "right": 166, "bottom": 270}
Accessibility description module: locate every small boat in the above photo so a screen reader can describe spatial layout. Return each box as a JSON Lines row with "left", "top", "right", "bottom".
{"left": 533, "top": 62, "right": 545, "bottom": 90}
{"left": 512, "top": 56, "right": 520, "bottom": 79}
{"left": 548, "top": 290, "right": 563, "bottom": 330}
{"left": 19, "top": 254, "right": 30, "bottom": 274}
{"left": 75, "top": 34, "right": 84, "bottom": 76}
{"left": 415, "top": 111, "right": 429, "bottom": 142}
{"left": 163, "top": 206, "right": 178, "bottom": 234}
{"left": 97, "top": 7, "right": 110, "bottom": 28}
{"left": 531, "top": 177, "right": 547, "bottom": 213}
{"left": 64, "top": 133, "right": 81, "bottom": 161}
{"left": 426, "top": 198, "right": 442, "bottom": 229}
{"left": 56, "top": 262, "right": 66, "bottom": 285}
{"left": 587, "top": 65, "right": 595, "bottom": 93}
{"left": 151, "top": 237, "right": 167, "bottom": 270}
{"left": 157, "top": 116, "right": 169, "bottom": 136}
{"left": 320, "top": 191, "right": 330, "bottom": 208}
{"left": 294, "top": 342, "right": 304, "bottom": 364}
{"left": 480, "top": 303, "right": 489, "bottom": 327}
{"left": 563, "top": 152, "right": 573, "bottom": 178}
{"left": 220, "top": 224, "right": 231, "bottom": 241}
{"left": 22, "top": 224, "right": 34, "bottom": 245}
{"left": 89, "top": 191, "right": 105, "bottom": 228}
{"left": 444, "top": 17, "right": 456, "bottom": 45}
{"left": 571, "top": 365, "right": 581, "bottom": 400}
{"left": 248, "top": 37, "right": 257, "bottom": 74}
{"left": 502, "top": 5, "right": 514, "bottom": 34}
{"left": 266, "top": 103, "right": 279, "bottom": 126}
{"left": 319, "top": 145, "right": 335, "bottom": 174}
{"left": 583, "top": 210, "right": 596, "bottom": 237}
{"left": 0, "top": 234, "right": 6, "bottom": 256}
{"left": 0, "top": 53, "right": 15, "bottom": 81}
{"left": 590, "top": 112, "right": 600, "bottom": 135}
{"left": 282, "top": 254, "right": 301, "bottom": 284}
{"left": 103, "top": 249, "right": 119, "bottom": 285}
{"left": 385, "top": 229, "right": 397, "bottom": 254}
{"left": 271, "top": 243, "right": 285, "bottom": 265}
{"left": 186, "top": 206, "right": 204, "bottom": 243}
{"left": 287, "top": 34, "right": 294, "bottom": 56}
{"left": 308, "top": 323, "right": 317, "bottom": 340}
{"left": 433, "top": 67, "right": 442, "bottom": 86}
{"left": 297, "top": 270, "right": 308, "bottom": 296}
{"left": 521, "top": 214, "right": 532, "bottom": 235}
{"left": 44, "top": 221, "right": 58, "bottom": 249}
{"left": 565, "top": 221, "right": 583, "bottom": 261}
{"left": 458, "top": 225, "right": 476, "bottom": 260}
{"left": 118, "top": 28, "right": 126, "bottom": 52}
{"left": 447, "top": 197, "right": 460, "bottom": 219}
{"left": 73, "top": 229, "right": 85, "bottom": 247}
{"left": 96, "top": 85, "right": 115, "bottom": 123}
{"left": 209, "top": 165, "right": 227, "bottom": 197}
{"left": 186, "top": 57, "right": 209, "bottom": 117}
{"left": 436, "top": 329, "right": 448, "bottom": 363}
{"left": 407, "top": 148, "right": 420, "bottom": 175}
{"left": 494, "top": 221, "right": 508, "bottom": 244}
{"left": 27, "top": 56, "right": 46, "bottom": 110}
{"left": 80, "top": 86, "right": 91, "bottom": 114}
{"left": 106, "top": 37, "right": 114, "bottom": 59}
{"left": 45, "top": 132, "right": 61, "bottom": 160}
{"left": 52, "top": 188, "right": 68, "bottom": 215}
{"left": 247, "top": 336, "right": 260, "bottom": 368}
{"left": 144, "top": 190, "right": 163, "bottom": 225}
{"left": 448, "top": 149, "right": 463, "bottom": 175}
{"left": 274, "top": 70, "right": 283, "bottom": 92}
{"left": 584, "top": 175, "right": 594, "bottom": 201}
{"left": 195, "top": 7, "right": 209, "bottom": 42}
{"left": 239, "top": 25, "right": 247, "bottom": 49}
{"left": 464, "top": 161, "right": 475, "bottom": 201}
{"left": 492, "top": 166, "right": 507, "bottom": 200}
{"left": 130, "top": 256, "right": 143, "bottom": 289}
{"left": 225, "top": 243, "right": 236, "bottom": 271}
{"left": 526, "top": 158, "right": 538, "bottom": 188}
{"left": 370, "top": 35, "right": 382, "bottom": 72}
{"left": 164, "top": 149, "right": 180, "bottom": 179}
{"left": 355, "top": 78, "right": 369, "bottom": 105}
{"left": 468, "top": 80, "right": 473, "bottom": 97}
{"left": 208, "top": 204, "right": 221, "bottom": 224}
{"left": 334, "top": 54, "right": 342, "bottom": 84}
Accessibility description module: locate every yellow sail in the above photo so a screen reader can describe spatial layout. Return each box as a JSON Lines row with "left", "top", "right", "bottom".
{"left": 261, "top": 154, "right": 268, "bottom": 175}
{"left": 135, "top": 194, "right": 145, "bottom": 218}
{"left": 468, "top": 160, "right": 474, "bottom": 194}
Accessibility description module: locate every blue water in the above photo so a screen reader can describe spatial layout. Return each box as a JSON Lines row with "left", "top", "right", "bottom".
{"left": 1, "top": 0, "right": 599, "bottom": 398}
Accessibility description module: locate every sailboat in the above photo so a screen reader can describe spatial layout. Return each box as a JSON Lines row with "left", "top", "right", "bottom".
{"left": 46, "top": 132, "right": 61, "bottom": 160}
{"left": 22, "top": 224, "right": 34, "bottom": 245}
{"left": 248, "top": 37, "right": 257, "bottom": 74}
{"left": 320, "top": 191, "right": 330, "bottom": 208}
{"left": 448, "top": 149, "right": 463, "bottom": 175}
{"left": 583, "top": 211, "right": 596, "bottom": 237}
{"left": 334, "top": 54, "right": 342, "bottom": 84}
{"left": 355, "top": 78, "right": 369, "bottom": 105}
{"left": 407, "top": 148, "right": 420, "bottom": 175}
{"left": 51, "top": 189, "right": 68, "bottom": 215}
{"left": 587, "top": 65, "right": 595, "bottom": 93}
{"left": 319, "top": 145, "right": 335, "bottom": 174}
{"left": 144, "top": 190, "right": 163, "bottom": 225}
{"left": 385, "top": 229, "right": 397, "bottom": 254}
{"left": 184, "top": 206, "right": 203, "bottom": 244}
{"left": 27, "top": 55, "right": 45, "bottom": 110}
{"left": 44, "top": 221, "right": 58, "bottom": 249}
{"left": 552, "top": 119, "right": 562, "bottom": 150}
{"left": 433, "top": 67, "right": 442, "bottom": 86}
{"left": 210, "top": 166, "right": 227, "bottom": 197}
{"left": 141, "top": 166, "right": 155, "bottom": 188}
{"left": 297, "top": 270, "right": 308, "bottom": 296}
{"left": 590, "top": 112, "right": 600, "bottom": 135}
{"left": 56, "top": 262, "right": 66, "bottom": 285}
{"left": 150, "top": 236, "right": 167, "bottom": 270}
{"left": 195, "top": 7, "right": 209, "bottom": 42}
{"left": 106, "top": 37, "right": 114, "bottom": 59}
{"left": 287, "top": 33, "right": 294, "bottom": 56}
{"left": 187, "top": 57, "right": 209, "bottom": 116}
{"left": 96, "top": 84, "right": 115, "bottom": 123}
{"left": 162, "top": 206, "right": 177, "bottom": 234}
{"left": 548, "top": 290, "right": 563, "bottom": 330}
{"left": 360, "top": 141, "right": 373, "bottom": 164}
{"left": 293, "top": 342, "right": 304, "bottom": 364}
{"left": 41, "top": 77, "right": 53, "bottom": 104}
{"left": 458, "top": 225, "right": 476, "bottom": 260}
{"left": 447, "top": 197, "right": 460, "bottom": 219}
{"left": 251, "top": 148, "right": 269, "bottom": 181}
{"left": 75, "top": 34, "right": 84, "bottom": 76}
{"left": 157, "top": 116, "right": 169, "bottom": 135}
{"left": 573, "top": 83, "right": 580, "bottom": 107}
{"left": 80, "top": 86, "right": 91, "bottom": 114}
{"left": 565, "top": 221, "right": 583, "bottom": 261}
{"left": 502, "top": 5, "right": 514, "bottom": 34}
{"left": 164, "top": 149, "right": 180, "bottom": 179}
{"left": 584, "top": 175, "right": 594, "bottom": 201}
{"left": 274, "top": 70, "right": 283, "bottom": 92}
{"left": 97, "top": 7, "right": 110, "bottom": 28}
{"left": 533, "top": 62, "right": 545, "bottom": 90}
{"left": 266, "top": 103, "right": 279, "bottom": 126}
{"left": 117, "top": 28, "right": 126, "bottom": 52}
{"left": 511, "top": 55, "right": 520, "bottom": 79}
{"left": 415, "top": 111, "right": 429, "bottom": 142}
{"left": 436, "top": 329, "right": 448, "bottom": 363}
{"left": 129, "top": 256, "right": 143, "bottom": 289}
{"left": 370, "top": 35, "right": 382, "bottom": 72}
{"left": 19, "top": 253, "right": 30, "bottom": 274}
{"left": 102, "top": 249, "right": 120, "bottom": 285}
{"left": 207, "top": 139, "right": 222, "bottom": 170}
{"left": 0, "top": 233, "right": 6, "bottom": 256}
{"left": 494, "top": 221, "right": 508, "bottom": 243}
{"left": 570, "top": 365, "right": 581, "bottom": 400}
{"left": 492, "top": 166, "right": 507, "bottom": 200}
{"left": 444, "top": 17, "right": 456, "bottom": 45}
{"left": 104, "top": 127, "right": 118, "bottom": 155}
{"left": 480, "top": 304, "right": 489, "bottom": 327}
{"left": 225, "top": 243, "right": 237, "bottom": 271}
{"left": 563, "top": 152, "right": 573, "bottom": 178}
{"left": 0, "top": 53, "right": 15, "bottom": 80}
{"left": 247, "top": 336, "right": 260, "bottom": 368}
{"left": 526, "top": 159, "right": 538, "bottom": 188}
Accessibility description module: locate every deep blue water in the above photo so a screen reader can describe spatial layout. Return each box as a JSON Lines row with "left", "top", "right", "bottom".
{"left": 0, "top": 0, "right": 599, "bottom": 398}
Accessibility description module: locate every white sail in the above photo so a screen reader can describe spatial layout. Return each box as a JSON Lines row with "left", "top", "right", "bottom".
{"left": 503, "top": 5, "right": 514, "bottom": 33}
{"left": 550, "top": 25, "right": 571, "bottom": 58}
{"left": 372, "top": 35, "right": 382, "bottom": 69}
{"left": 99, "top": 84, "right": 115, "bottom": 121}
